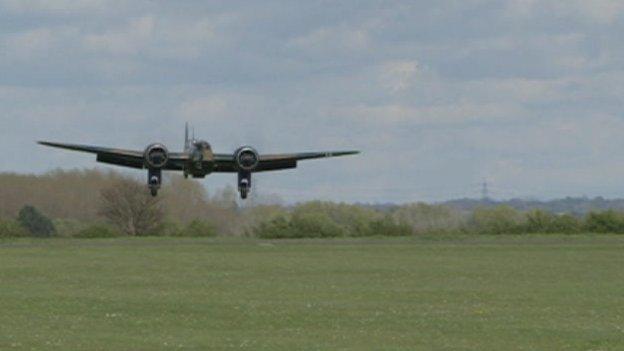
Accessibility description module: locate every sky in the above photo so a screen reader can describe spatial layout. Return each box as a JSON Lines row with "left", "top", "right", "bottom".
{"left": 0, "top": 0, "right": 623, "bottom": 203}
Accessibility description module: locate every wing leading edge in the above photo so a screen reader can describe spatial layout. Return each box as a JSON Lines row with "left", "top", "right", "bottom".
{"left": 37, "top": 141, "right": 189, "bottom": 170}
{"left": 213, "top": 150, "right": 360, "bottom": 173}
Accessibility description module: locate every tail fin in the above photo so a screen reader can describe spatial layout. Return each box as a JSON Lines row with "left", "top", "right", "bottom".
{"left": 184, "top": 123, "right": 190, "bottom": 151}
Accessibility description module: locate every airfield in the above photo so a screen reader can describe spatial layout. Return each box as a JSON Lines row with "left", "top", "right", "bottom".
{"left": 1, "top": 235, "right": 623, "bottom": 350}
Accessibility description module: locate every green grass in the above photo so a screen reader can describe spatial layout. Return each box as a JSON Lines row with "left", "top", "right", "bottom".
{"left": 2, "top": 236, "right": 624, "bottom": 350}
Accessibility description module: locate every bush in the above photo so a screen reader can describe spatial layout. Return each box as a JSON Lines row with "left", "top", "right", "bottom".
{"left": 585, "top": 211, "right": 624, "bottom": 233}
{"left": 239, "top": 205, "right": 289, "bottom": 236}
{"left": 525, "top": 210, "right": 555, "bottom": 233}
{"left": 291, "top": 202, "right": 377, "bottom": 236}
{"left": 73, "top": 224, "right": 122, "bottom": 239}
{"left": 254, "top": 215, "right": 293, "bottom": 239}
{"left": 154, "top": 221, "right": 182, "bottom": 237}
{"left": 549, "top": 214, "right": 582, "bottom": 234}
{"left": 176, "top": 220, "right": 218, "bottom": 237}
{"left": 290, "top": 212, "right": 346, "bottom": 238}
{"left": 391, "top": 203, "right": 465, "bottom": 234}
{"left": 0, "top": 219, "right": 28, "bottom": 238}
{"left": 254, "top": 212, "right": 345, "bottom": 239}
{"left": 367, "top": 216, "right": 414, "bottom": 237}
{"left": 18, "top": 206, "right": 56, "bottom": 237}
{"left": 53, "top": 219, "right": 89, "bottom": 238}
{"left": 524, "top": 210, "right": 582, "bottom": 234}
{"left": 253, "top": 212, "right": 416, "bottom": 239}
{"left": 469, "top": 206, "right": 524, "bottom": 234}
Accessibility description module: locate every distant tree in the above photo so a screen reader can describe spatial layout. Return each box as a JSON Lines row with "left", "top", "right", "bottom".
{"left": 17, "top": 206, "right": 56, "bottom": 237}
{"left": 525, "top": 210, "right": 556, "bottom": 233}
{"left": 391, "top": 203, "right": 465, "bottom": 234}
{"left": 253, "top": 215, "right": 292, "bottom": 239}
{"left": 0, "top": 219, "right": 28, "bottom": 238}
{"left": 367, "top": 215, "right": 414, "bottom": 237}
{"left": 585, "top": 211, "right": 624, "bottom": 234}
{"left": 252, "top": 211, "right": 346, "bottom": 239}
{"left": 176, "top": 220, "right": 218, "bottom": 237}
{"left": 550, "top": 214, "right": 582, "bottom": 234}
{"left": 212, "top": 185, "right": 239, "bottom": 210}
{"left": 292, "top": 201, "right": 379, "bottom": 236}
{"left": 0, "top": 169, "right": 126, "bottom": 221}
{"left": 99, "top": 178, "right": 164, "bottom": 236}
{"left": 74, "top": 224, "right": 122, "bottom": 239}
{"left": 524, "top": 210, "right": 582, "bottom": 234}
{"left": 469, "top": 206, "right": 524, "bottom": 234}
{"left": 161, "top": 175, "right": 239, "bottom": 235}
{"left": 290, "top": 212, "right": 346, "bottom": 238}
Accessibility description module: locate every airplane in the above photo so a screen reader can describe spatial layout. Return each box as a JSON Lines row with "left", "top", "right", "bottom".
{"left": 38, "top": 124, "right": 359, "bottom": 199}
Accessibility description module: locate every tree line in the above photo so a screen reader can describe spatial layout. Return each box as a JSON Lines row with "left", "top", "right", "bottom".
{"left": 2, "top": 169, "right": 624, "bottom": 239}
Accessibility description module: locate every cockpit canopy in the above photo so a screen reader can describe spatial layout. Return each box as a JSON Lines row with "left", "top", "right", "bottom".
{"left": 192, "top": 140, "right": 212, "bottom": 150}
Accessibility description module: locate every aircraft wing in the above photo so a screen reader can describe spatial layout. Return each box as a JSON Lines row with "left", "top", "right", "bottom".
{"left": 38, "top": 141, "right": 189, "bottom": 170}
{"left": 213, "top": 150, "right": 359, "bottom": 173}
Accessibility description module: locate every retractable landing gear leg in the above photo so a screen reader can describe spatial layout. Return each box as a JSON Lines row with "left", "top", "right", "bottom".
{"left": 148, "top": 168, "right": 162, "bottom": 197}
{"left": 238, "top": 171, "right": 251, "bottom": 200}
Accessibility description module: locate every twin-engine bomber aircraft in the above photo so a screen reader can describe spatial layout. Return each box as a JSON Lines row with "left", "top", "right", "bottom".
{"left": 38, "top": 125, "right": 359, "bottom": 199}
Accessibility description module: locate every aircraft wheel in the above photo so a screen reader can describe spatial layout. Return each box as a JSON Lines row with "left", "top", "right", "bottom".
{"left": 150, "top": 188, "right": 158, "bottom": 197}
{"left": 240, "top": 188, "right": 248, "bottom": 200}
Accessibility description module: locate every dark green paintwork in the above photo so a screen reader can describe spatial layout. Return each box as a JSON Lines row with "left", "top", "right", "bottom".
{"left": 38, "top": 141, "right": 359, "bottom": 174}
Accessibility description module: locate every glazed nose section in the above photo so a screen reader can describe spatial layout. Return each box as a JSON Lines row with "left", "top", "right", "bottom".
{"left": 192, "top": 149, "right": 203, "bottom": 162}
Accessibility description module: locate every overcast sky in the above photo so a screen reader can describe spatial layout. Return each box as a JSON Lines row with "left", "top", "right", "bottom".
{"left": 1, "top": 0, "right": 623, "bottom": 203}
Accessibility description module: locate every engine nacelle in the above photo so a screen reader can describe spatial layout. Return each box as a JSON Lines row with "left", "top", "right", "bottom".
{"left": 144, "top": 143, "right": 169, "bottom": 169}
{"left": 235, "top": 146, "right": 259, "bottom": 171}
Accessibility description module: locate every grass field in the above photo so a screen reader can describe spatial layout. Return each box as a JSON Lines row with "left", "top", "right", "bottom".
{"left": 2, "top": 236, "right": 624, "bottom": 350}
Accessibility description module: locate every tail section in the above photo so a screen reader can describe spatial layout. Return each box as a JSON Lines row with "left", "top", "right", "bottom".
{"left": 184, "top": 123, "right": 190, "bottom": 151}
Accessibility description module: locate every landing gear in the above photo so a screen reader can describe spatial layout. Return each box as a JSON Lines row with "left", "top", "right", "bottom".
{"left": 238, "top": 171, "right": 251, "bottom": 200}
{"left": 148, "top": 168, "right": 162, "bottom": 197}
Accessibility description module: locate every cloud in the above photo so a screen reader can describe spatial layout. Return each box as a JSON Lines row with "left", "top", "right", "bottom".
{"left": 179, "top": 96, "right": 229, "bottom": 123}
{"left": 0, "top": 0, "right": 110, "bottom": 13}
{"left": 505, "top": 0, "right": 624, "bottom": 24}
{"left": 2, "top": 26, "right": 79, "bottom": 62}
{"left": 288, "top": 24, "right": 370, "bottom": 57}
{"left": 378, "top": 60, "right": 419, "bottom": 93}
{"left": 338, "top": 101, "right": 525, "bottom": 127}
{"left": 83, "top": 16, "right": 156, "bottom": 56}
{"left": 83, "top": 15, "right": 218, "bottom": 60}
